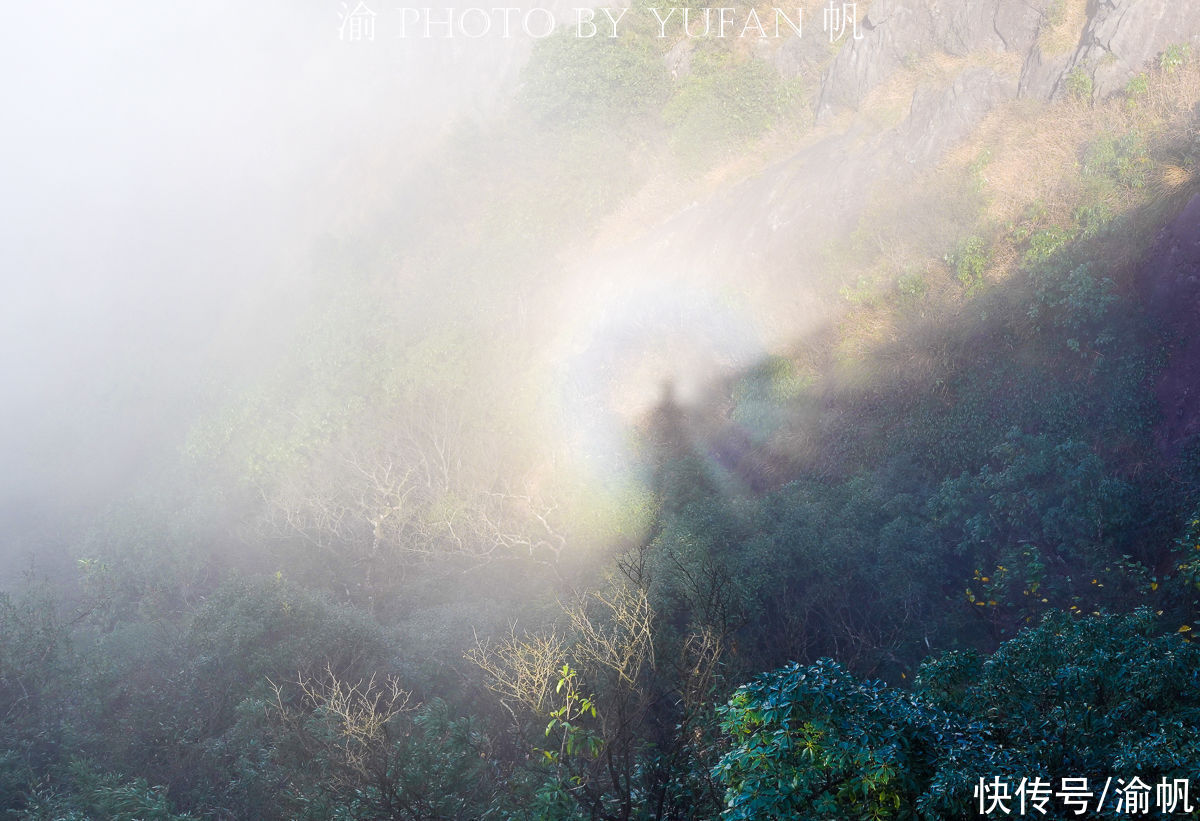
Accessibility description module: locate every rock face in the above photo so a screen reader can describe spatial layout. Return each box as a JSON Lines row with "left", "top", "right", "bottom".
{"left": 816, "top": 0, "right": 1051, "bottom": 118}
{"left": 794, "top": 0, "right": 1200, "bottom": 188}
{"left": 1017, "top": 42, "right": 1072, "bottom": 100}
{"left": 774, "top": 31, "right": 834, "bottom": 80}
{"left": 1063, "top": 0, "right": 1200, "bottom": 99}
{"left": 1142, "top": 194, "right": 1200, "bottom": 454}
{"left": 817, "top": 0, "right": 1200, "bottom": 124}
{"left": 896, "top": 67, "right": 1018, "bottom": 168}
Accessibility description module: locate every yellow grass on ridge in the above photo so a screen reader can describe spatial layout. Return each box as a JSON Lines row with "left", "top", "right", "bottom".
{"left": 1038, "top": 0, "right": 1088, "bottom": 57}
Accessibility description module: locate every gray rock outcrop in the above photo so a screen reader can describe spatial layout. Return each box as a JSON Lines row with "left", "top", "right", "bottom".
{"left": 817, "top": 0, "right": 1200, "bottom": 122}
{"left": 1043, "top": 0, "right": 1200, "bottom": 100}
{"left": 816, "top": 0, "right": 1052, "bottom": 119}
{"left": 895, "top": 66, "right": 1018, "bottom": 168}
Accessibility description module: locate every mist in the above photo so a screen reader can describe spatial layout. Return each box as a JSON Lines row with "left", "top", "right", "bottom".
{"left": 0, "top": 0, "right": 549, "bottom": 565}
{"left": 4, "top": 0, "right": 1200, "bottom": 816}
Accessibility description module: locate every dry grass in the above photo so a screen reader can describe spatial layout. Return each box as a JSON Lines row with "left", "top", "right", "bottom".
{"left": 594, "top": 38, "right": 1200, "bottom": 396}
{"left": 976, "top": 58, "right": 1200, "bottom": 237}
{"left": 857, "top": 52, "right": 966, "bottom": 130}
{"left": 582, "top": 171, "right": 691, "bottom": 254}
{"left": 1156, "top": 163, "right": 1196, "bottom": 194}
{"left": 1038, "top": 0, "right": 1089, "bottom": 57}
{"left": 938, "top": 54, "right": 1200, "bottom": 233}
{"left": 832, "top": 300, "right": 902, "bottom": 388}
{"left": 949, "top": 97, "right": 1095, "bottom": 230}
{"left": 808, "top": 54, "right": 1200, "bottom": 383}
{"left": 856, "top": 49, "right": 1025, "bottom": 132}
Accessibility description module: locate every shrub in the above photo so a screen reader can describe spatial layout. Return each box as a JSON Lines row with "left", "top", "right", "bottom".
{"left": 1021, "top": 225, "right": 1076, "bottom": 266}
{"left": 714, "top": 657, "right": 1000, "bottom": 820}
{"left": 1083, "top": 131, "right": 1152, "bottom": 189}
{"left": 716, "top": 610, "right": 1200, "bottom": 819}
{"left": 13, "top": 762, "right": 192, "bottom": 821}
{"left": 664, "top": 53, "right": 793, "bottom": 159}
{"left": 895, "top": 271, "right": 930, "bottom": 306}
{"left": 1064, "top": 67, "right": 1093, "bottom": 101}
{"left": 946, "top": 235, "right": 991, "bottom": 292}
{"left": 0, "top": 587, "right": 73, "bottom": 814}
{"left": 520, "top": 29, "right": 669, "bottom": 126}
{"left": 187, "top": 576, "right": 392, "bottom": 714}
{"left": 1160, "top": 43, "right": 1192, "bottom": 73}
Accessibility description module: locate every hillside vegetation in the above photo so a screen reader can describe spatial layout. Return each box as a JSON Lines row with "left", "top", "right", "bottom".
{"left": 6, "top": 1, "right": 1200, "bottom": 818}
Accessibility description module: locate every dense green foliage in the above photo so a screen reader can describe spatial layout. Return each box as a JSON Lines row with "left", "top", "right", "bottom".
{"left": 0, "top": 587, "right": 73, "bottom": 815}
{"left": 717, "top": 609, "right": 1200, "bottom": 819}
{"left": 4, "top": 23, "right": 1200, "bottom": 821}
{"left": 664, "top": 52, "right": 799, "bottom": 158}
